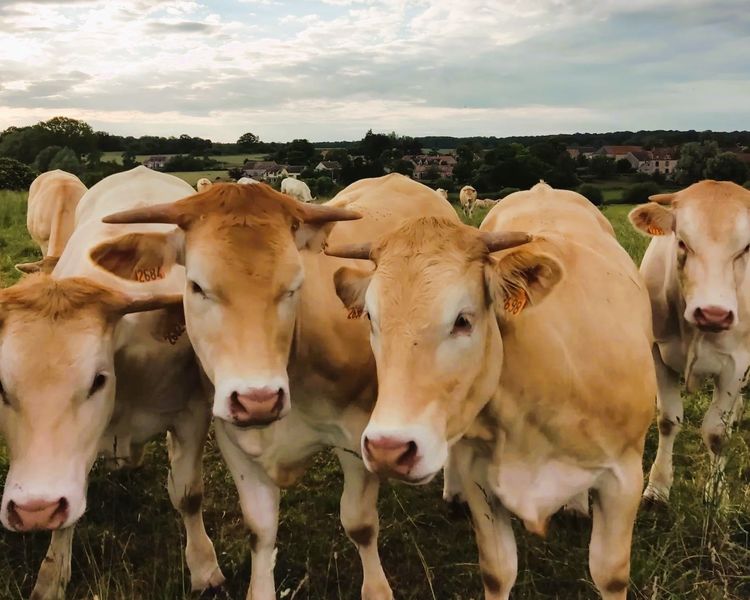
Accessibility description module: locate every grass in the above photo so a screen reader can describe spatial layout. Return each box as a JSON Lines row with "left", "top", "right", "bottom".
{"left": 0, "top": 193, "right": 748, "bottom": 599}
{"left": 167, "top": 170, "right": 231, "bottom": 187}
{"left": 99, "top": 152, "right": 266, "bottom": 167}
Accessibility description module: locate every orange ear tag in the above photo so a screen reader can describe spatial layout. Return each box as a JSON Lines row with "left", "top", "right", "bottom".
{"left": 347, "top": 307, "right": 364, "bottom": 320}
{"left": 504, "top": 289, "right": 527, "bottom": 315}
{"left": 646, "top": 225, "right": 664, "bottom": 235}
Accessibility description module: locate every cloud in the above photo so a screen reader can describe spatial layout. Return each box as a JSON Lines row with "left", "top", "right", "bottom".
{"left": 0, "top": 0, "right": 748, "bottom": 141}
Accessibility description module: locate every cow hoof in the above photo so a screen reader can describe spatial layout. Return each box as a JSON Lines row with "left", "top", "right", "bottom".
{"left": 194, "top": 585, "right": 230, "bottom": 599}
{"left": 446, "top": 497, "right": 471, "bottom": 521}
{"left": 192, "top": 567, "right": 226, "bottom": 595}
{"left": 641, "top": 489, "right": 669, "bottom": 511}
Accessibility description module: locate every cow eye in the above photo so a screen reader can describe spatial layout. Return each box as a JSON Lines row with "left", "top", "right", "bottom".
{"left": 190, "top": 280, "right": 206, "bottom": 298}
{"left": 451, "top": 314, "right": 473, "bottom": 336}
{"left": 88, "top": 373, "right": 107, "bottom": 398}
{"left": 677, "top": 240, "right": 687, "bottom": 252}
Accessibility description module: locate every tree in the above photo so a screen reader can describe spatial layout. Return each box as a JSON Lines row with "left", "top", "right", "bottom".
{"left": 359, "top": 130, "right": 392, "bottom": 161}
{"left": 391, "top": 159, "right": 414, "bottom": 177}
{"left": 675, "top": 141, "right": 719, "bottom": 185}
{"left": 122, "top": 150, "right": 138, "bottom": 168}
{"left": 315, "top": 176, "right": 335, "bottom": 197}
{"left": 37, "top": 116, "right": 95, "bottom": 156}
{"left": 48, "top": 147, "right": 82, "bottom": 174}
{"left": 587, "top": 155, "right": 617, "bottom": 179}
{"left": 34, "top": 145, "right": 63, "bottom": 172}
{"left": 283, "top": 139, "right": 316, "bottom": 165}
{"left": 578, "top": 183, "right": 604, "bottom": 206}
{"left": 704, "top": 152, "right": 749, "bottom": 184}
{"left": 616, "top": 158, "right": 634, "bottom": 174}
{"left": 0, "top": 157, "right": 36, "bottom": 190}
{"left": 237, "top": 132, "right": 260, "bottom": 151}
{"left": 623, "top": 181, "right": 661, "bottom": 204}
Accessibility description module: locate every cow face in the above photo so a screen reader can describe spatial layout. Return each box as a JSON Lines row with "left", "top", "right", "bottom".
{"left": 328, "top": 217, "right": 561, "bottom": 483}
{"left": 93, "top": 183, "right": 360, "bottom": 428}
{"left": 0, "top": 275, "right": 180, "bottom": 531}
{"left": 630, "top": 181, "right": 750, "bottom": 332}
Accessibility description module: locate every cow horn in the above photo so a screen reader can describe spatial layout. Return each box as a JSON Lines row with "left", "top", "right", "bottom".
{"left": 324, "top": 242, "right": 372, "bottom": 260}
{"left": 480, "top": 231, "right": 533, "bottom": 253}
{"left": 298, "top": 203, "right": 362, "bottom": 224}
{"left": 649, "top": 193, "right": 677, "bottom": 205}
{"left": 102, "top": 201, "right": 187, "bottom": 227}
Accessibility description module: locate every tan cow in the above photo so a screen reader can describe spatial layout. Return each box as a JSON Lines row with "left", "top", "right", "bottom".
{"left": 196, "top": 177, "right": 212, "bottom": 192}
{"left": 93, "top": 173, "right": 458, "bottom": 600}
{"left": 17, "top": 170, "right": 87, "bottom": 274}
{"left": 436, "top": 187, "right": 448, "bottom": 201}
{"left": 329, "top": 182, "right": 655, "bottom": 600}
{"left": 459, "top": 184, "right": 477, "bottom": 215}
{"left": 0, "top": 166, "right": 223, "bottom": 599}
{"left": 629, "top": 180, "right": 750, "bottom": 503}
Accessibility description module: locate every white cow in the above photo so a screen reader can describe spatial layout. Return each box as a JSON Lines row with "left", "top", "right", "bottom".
{"left": 0, "top": 166, "right": 223, "bottom": 599}
{"left": 17, "top": 170, "right": 87, "bottom": 273}
{"left": 196, "top": 177, "right": 212, "bottom": 192}
{"left": 281, "top": 176, "right": 314, "bottom": 202}
{"left": 459, "top": 185, "right": 478, "bottom": 216}
{"left": 237, "top": 176, "right": 260, "bottom": 185}
{"left": 436, "top": 188, "right": 448, "bottom": 201}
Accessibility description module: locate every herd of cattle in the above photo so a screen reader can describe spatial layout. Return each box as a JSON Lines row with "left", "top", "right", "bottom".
{"left": 0, "top": 166, "right": 747, "bottom": 600}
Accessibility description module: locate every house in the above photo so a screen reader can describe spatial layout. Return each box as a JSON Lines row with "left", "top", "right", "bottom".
{"left": 143, "top": 155, "right": 168, "bottom": 170}
{"left": 593, "top": 145, "right": 645, "bottom": 161}
{"left": 242, "top": 161, "right": 285, "bottom": 181}
{"left": 624, "top": 148, "right": 679, "bottom": 177}
{"left": 566, "top": 146, "right": 596, "bottom": 159}
{"left": 281, "top": 165, "right": 305, "bottom": 179}
{"left": 315, "top": 161, "right": 342, "bottom": 179}
{"left": 403, "top": 154, "right": 457, "bottom": 180}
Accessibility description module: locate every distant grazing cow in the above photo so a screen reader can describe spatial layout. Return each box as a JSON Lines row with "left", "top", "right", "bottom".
{"left": 436, "top": 188, "right": 448, "bottom": 200}
{"left": 328, "top": 183, "right": 655, "bottom": 600}
{"left": 629, "top": 180, "right": 750, "bottom": 504}
{"left": 0, "top": 166, "right": 223, "bottom": 599}
{"left": 473, "top": 198, "right": 498, "bottom": 209}
{"left": 237, "top": 176, "right": 260, "bottom": 185}
{"left": 196, "top": 177, "right": 212, "bottom": 192}
{"left": 281, "top": 176, "right": 314, "bottom": 202}
{"left": 94, "top": 173, "right": 457, "bottom": 600}
{"left": 459, "top": 184, "right": 477, "bottom": 215}
{"left": 17, "top": 170, "right": 87, "bottom": 274}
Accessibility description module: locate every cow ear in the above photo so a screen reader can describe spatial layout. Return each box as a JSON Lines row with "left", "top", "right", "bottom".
{"left": 294, "top": 221, "right": 337, "bottom": 252}
{"left": 90, "top": 229, "right": 184, "bottom": 282}
{"left": 628, "top": 203, "right": 674, "bottom": 236}
{"left": 15, "top": 256, "right": 59, "bottom": 275}
{"left": 485, "top": 248, "right": 563, "bottom": 318}
{"left": 294, "top": 204, "right": 361, "bottom": 252}
{"left": 333, "top": 266, "right": 372, "bottom": 319}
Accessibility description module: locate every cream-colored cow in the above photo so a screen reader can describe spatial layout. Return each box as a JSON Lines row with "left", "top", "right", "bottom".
{"left": 329, "top": 182, "right": 655, "bottom": 600}
{"left": 629, "top": 180, "right": 750, "bottom": 503}
{"left": 16, "top": 170, "right": 87, "bottom": 274}
{"left": 436, "top": 188, "right": 448, "bottom": 201}
{"left": 459, "top": 184, "right": 477, "bottom": 215}
{"left": 94, "top": 173, "right": 458, "bottom": 600}
{"left": 0, "top": 166, "right": 223, "bottom": 599}
{"left": 196, "top": 177, "right": 212, "bottom": 192}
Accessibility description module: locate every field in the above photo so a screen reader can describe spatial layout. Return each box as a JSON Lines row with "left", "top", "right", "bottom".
{"left": 0, "top": 191, "right": 748, "bottom": 599}
{"left": 100, "top": 152, "right": 266, "bottom": 167}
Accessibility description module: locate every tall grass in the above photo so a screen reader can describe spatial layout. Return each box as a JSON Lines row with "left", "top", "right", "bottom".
{"left": 0, "top": 196, "right": 747, "bottom": 599}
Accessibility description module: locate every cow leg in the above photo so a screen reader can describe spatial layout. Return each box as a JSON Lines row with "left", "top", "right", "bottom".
{"left": 701, "top": 360, "right": 748, "bottom": 502}
{"left": 335, "top": 449, "right": 392, "bottom": 600}
{"left": 562, "top": 490, "right": 590, "bottom": 518}
{"left": 643, "top": 346, "right": 682, "bottom": 504}
{"left": 459, "top": 444, "right": 517, "bottom": 600}
{"left": 30, "top": 526, "right": 74, "bottom": 600}
{"left": 589, "top": 452, "right": 642, "bottom": 600}
{"left": 166, "top": 409, "right": 224, "bottom": 592}
{"left": 442, "top": 444, "right": 470, "bottom": 505}
{"left": 215, "top": 421, "right": 279, "bottom": 600}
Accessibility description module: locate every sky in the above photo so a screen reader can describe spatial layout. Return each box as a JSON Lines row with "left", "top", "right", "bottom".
{"left": 0, "top": 0, "right": 748, "bottom": 142}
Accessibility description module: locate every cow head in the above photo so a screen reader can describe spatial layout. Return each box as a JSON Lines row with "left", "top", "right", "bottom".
{"left": 93, "top": 183, "right": 360, "bottom": 427}
{"left": 327, "top": 217, "right": 562, "bottom": 483}
{"left": 0, "top": 274, "right": 180, "bottom": 531}
{"left": 629, "top": 180, "right": 750, "bottom": 332}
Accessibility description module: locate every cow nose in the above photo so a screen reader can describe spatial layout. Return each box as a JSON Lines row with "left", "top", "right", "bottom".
{"left": 363, "top": 436, "right": 418, "bottom": 477}
{"left": 7, "top": 498, "right": 69, "bottom": 531}
{"left": 694, "top": 306, "right": 734, "bottom": 331}
{"left": 229, "top": 387, "right": 285, "bottom": 426}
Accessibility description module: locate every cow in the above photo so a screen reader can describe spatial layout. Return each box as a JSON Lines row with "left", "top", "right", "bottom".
{"left": 0, "top": 165, "right": 224, "bottom": 599}
{"left": 436, "top": 188, "right": 448, "bottom": 201}
{"left": 628, "top": 180, "right": 750, "bottom": 503}
{"left": 196, "top": 177, "right": 212, "bottom": 192}
{"left": 473, "top": 198, "right": 499, "bottom": 210}
{"left": 237, "top": 176, "right": 260, "bottom": 185}
{"left": 459, "top": 184, "right": 478, "bottom": 216}
{"left": 92, "top": 173, "right": 458, "bottom": 600}
{"left": 281, "top": 176, "right": 314, "bottom": 202}
{"left": 327, "top": 182, "right": 656, "bottom": 600}
{"left": 16, "top": 170, "right": 87, "bottom": 274}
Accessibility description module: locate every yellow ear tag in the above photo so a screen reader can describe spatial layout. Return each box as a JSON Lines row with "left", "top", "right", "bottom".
{"left": 135, "top": 267, "right": 165, "bottom": 282}
{"left": 504, "top": 289, "right": 527, "bottom": 315}
{"left": 647, "top": 225, "right": 665, "bottom": 235}
{"left": 347, "top": 307, "right": 364, "bottom": 320}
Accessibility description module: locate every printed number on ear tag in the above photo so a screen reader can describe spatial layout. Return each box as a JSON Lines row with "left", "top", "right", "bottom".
{"left": 347, "top": 307, "right": 364, "bottom": 319}
{"left": 647, "top": 225, "right": 665, "bottom": 235}
{"left": 135, "top": 267, "right": 164, "bottom": 282}
{"left": 504, "top": 289, "right": 527, "bottom": 315}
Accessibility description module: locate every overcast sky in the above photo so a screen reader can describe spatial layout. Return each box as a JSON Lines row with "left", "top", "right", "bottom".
{"left": 0, "top": 0, "right": 747, "bottom": 142}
